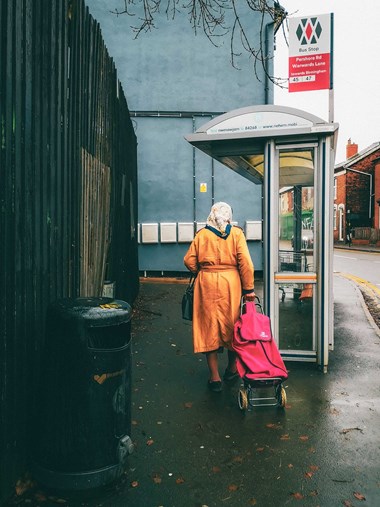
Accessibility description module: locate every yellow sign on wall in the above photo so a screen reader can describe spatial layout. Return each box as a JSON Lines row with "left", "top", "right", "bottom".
{"left": 200, "top": 183, "right": 207, "bottom": 193}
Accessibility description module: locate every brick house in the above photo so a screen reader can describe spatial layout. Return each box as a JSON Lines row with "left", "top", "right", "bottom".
{"left": 334, "top": 139, "right": 380, "bottom": 246}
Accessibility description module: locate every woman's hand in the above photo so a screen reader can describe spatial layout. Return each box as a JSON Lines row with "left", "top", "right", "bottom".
{"left": 244, "top": 291, "right": 255, "bottom": 302}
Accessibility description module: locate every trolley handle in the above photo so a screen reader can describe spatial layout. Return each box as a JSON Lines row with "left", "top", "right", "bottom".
{"left": 240, "top": 295, "right": 263, "bottom": 315}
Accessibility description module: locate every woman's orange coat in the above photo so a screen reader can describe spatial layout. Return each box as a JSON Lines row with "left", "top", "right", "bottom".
{"left": 184, "top": 227, "right": 254, "bottom": 353}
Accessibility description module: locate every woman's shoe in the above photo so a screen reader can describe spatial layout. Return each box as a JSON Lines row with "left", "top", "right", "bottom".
{"left": 208, "top": 380, "right": 222, "bottom": 392}
{"left": 223, "top": 368, "right": 239, "bottom": 382}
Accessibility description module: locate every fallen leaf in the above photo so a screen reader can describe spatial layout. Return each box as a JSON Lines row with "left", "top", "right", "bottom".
{"left": 15, "top": 478, "right": 35, "bottom": 496}
{"left": 280, "top": 434, "right": 290, "bottom": 440}
{"left": 249, "top": 499, "right": 257, "bottom": 505}
{"left": 228, "top": 484, "right": 239, "bottom": 492}
{"left": 232, "top": 456, "right": 243, "bottom": 463}
{"left": 309, "top": 465, "right": 319, "bottom": 472}
{"left": 341, "top": 427, "right": 364, "bottom": 435}
{"left": 48, "top": 497, "right": 67, "bottom": 505}
{"left": 131, "top": 420, "right": 138, "bottom": 426}
{"left": 291, "top": 492, "right": 304, "bottom": 500}
{"left": 288, "top": 464, "right": 294, "bottom": 469}
{"left": 304, "top": 472, "right": 313, "bottom": 479}
{"left": 184, "top": 402, "right": 193, "bottom": 409}
{"left": 353, "top": 492, "right": 366, "bottom": 501}
{"left": 176, "top": 477, "right": 185, "bottom": 484}
{"left": 212, "top": 466, "right": 221, "bottom": 473}
{"left": 130, "top": 481, "right": 139, "bottom": 488}
{"left": 34, "top": 492, "right": 47, "bottom": 502}
{"left": 308, "top": 447, "right": 316, "bottom": 453}
{"left": 256, "top": 447, "right": 265, "bottom": 452}
{"left": 299, "top": 435, "right": 309, "bottom": 441}
{"left": 152, "top": 474, "right": 162, "bottom": 484}
{"left": 342, "top": 500, "right": 353, "bottom": 507}
{"left": 309, "top": 490, "right": 318, "bottom": 496}
{"left": 146, "top": 439, "right": 154, "bottom": 446}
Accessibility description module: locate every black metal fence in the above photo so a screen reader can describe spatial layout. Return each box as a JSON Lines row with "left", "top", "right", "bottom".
{"left": 0, "top": 0, "right": 138, "bottom": 500}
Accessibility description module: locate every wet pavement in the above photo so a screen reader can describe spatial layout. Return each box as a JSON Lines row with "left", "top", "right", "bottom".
{"left": 83, "top": 275, "right": 380, "bottom": 506}
{"left": 9, "top": 273, "right": 380, "bottom": 507}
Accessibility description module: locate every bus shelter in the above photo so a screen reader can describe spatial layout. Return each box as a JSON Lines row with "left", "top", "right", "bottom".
{"left": 185, "top": 105, "right": 339, "bottom": 372}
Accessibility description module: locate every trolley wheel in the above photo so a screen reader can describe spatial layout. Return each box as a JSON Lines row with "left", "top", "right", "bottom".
{"left": 276, "top": 385, "right": 287, "bottom": 408}
{"left": 238, "top": 388, "right": 248, "bottom": 411}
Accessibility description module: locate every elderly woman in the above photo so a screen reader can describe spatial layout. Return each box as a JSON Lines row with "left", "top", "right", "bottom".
{"left": 184, "top": 202, "right": 255, "bottom": 392}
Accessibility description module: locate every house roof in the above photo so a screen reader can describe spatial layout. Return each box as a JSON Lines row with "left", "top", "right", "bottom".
{"left": 335, "top": 142, "right": 380, "bottom": 172}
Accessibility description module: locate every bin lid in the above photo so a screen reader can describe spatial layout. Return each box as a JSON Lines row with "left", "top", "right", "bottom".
{"left": 49, "top": 297, "right": 132, "bottom": 327}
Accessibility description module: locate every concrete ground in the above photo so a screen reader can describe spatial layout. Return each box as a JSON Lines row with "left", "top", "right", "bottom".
{"left": 9, "top": 273, "right": 380, "bottom": 507}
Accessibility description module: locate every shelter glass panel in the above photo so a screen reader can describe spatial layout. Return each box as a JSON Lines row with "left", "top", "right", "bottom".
{"left": 278, "top": 282, "right": 314, "bottom": 351}
{"left": 277, "top": 147, "right": 315, "bottom": 352}
{"left": 278, "top": 148, "right": 315, "bottom": 272}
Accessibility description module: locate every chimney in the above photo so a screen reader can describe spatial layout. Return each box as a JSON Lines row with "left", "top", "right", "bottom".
{"left": 346, "top": 138, "right": 358, "bottom": 159}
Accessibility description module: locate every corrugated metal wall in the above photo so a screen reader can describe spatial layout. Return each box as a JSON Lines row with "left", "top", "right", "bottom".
{"left": 0, "top": 0, "right": 138, "bottom": 501}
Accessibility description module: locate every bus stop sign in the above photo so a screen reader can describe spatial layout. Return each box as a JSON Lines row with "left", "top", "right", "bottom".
{"left": 288, "top": 13, "right": 333, "bottom": 92}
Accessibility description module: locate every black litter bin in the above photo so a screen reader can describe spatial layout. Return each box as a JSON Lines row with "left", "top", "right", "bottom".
{"left": 33, "top": 297, "right": 134, "bottom": 491}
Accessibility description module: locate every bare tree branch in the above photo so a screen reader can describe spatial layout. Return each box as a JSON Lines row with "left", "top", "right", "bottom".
{"left": 110, "top": 0, "right": 288, "bottom": 88}
{"left": 229, "top": 0, "right": 288, "bottom": 87}
{"left": 185, "top": 0, "right": 229, "bottom": 45}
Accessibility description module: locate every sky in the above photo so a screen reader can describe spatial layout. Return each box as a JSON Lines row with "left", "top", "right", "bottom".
{"left": 274, "top": 0, "right": 380, "bottom": 164}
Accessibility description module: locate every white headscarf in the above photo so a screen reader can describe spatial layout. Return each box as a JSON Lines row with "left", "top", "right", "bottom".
{"left": 206, "top": 202, "right": 232, "bottom": 234}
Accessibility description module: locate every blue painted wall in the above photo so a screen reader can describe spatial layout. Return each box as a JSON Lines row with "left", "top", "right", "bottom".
{"left": 86, "top": 1, "right": 277, "bottom": 273}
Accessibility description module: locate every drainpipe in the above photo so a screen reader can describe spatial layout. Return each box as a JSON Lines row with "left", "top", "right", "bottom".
{"left": 211, "top": 158, "right": 215, "bottom": 205}
{"left": 264, "top": 1, "right": 287, "bottom": 104}
{"left": 264, "top": 22, "right": 274, "bottom": 105}
{"left": 192, "top": 116, "right": 196, "bottom": 228}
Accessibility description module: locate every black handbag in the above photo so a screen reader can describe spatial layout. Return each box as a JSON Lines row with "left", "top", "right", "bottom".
{"left": 182, "top": 275, "right": 196, "bottom": 321}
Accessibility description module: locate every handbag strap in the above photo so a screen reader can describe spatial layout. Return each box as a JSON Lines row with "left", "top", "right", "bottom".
{"left": 188, "top": 273, "right": 197, "bottom": 288}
